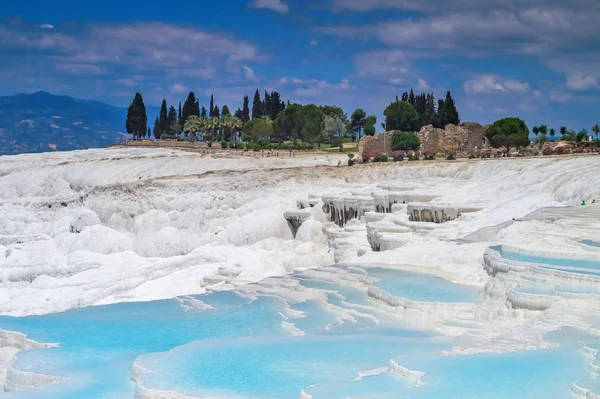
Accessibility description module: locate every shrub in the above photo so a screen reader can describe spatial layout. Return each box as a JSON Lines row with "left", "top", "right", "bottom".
{"left": 574, "top": 147, "right": 585, "bottom": 153}
{"left": 480, "top": 148, "right": 492, "bottom": 158}
{"left": 216, "top": 134, "right": 223, "bottom": 142}
{"left": 373, "top": 154, "right": 389, "bottom": 162}
{"left": 331, "top": 138, "right": 343, "bottom": 148}
{"left": 207, "top": 141, "right": 213, "bottom": 148}
{"left": 422, "top": 152, "right": 435, "bottom": 160}
{"left": 554, "top": 146, "right": 570, "bottom": 155}
{"left": 468, "top": 154, "right": 476, "bottom": 159}
{"left": 392, "top": 131, "right": 421, "bottom": 151}
{"left": 220, "top": 140, "right": 227, "bottom": 149}
{"left": 252, "top": 143, "right": 261, "bottom": 151}
{"left": 446, "top": 153, "right": 456, "bottom": 160}
{"left": 392, "top": 150, "right": 404, "bottom": 162}
{"left": 348, "top": 159, "right": 355, "bottom": 166}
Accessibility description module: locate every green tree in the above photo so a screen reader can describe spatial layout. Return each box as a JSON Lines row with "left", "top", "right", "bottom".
{"left": 222, "top": 105, "right": 230, "bottom": 116}
{"left": 147, "top": 126, "right": 151, "bottom": 139}
{"left": 167, "top": 105, "right": 178, "bottom": 135}
{"left": 125, "top": 92, "right": 147, "bottom": 140}
{"left": 538, "top": 125, "right": 547, "bottom": 136}
{"left": 320, "top": 105, "right": 346, "bottom": 120}
{"left": 364, "top": 124, "right": 376, "bottom": 136}
{"left": 241, "top": 95, "right": 250, "bottom": 123}
{"left": 209, "top": 94, "right": 214, "bottom": 117}
{"left": 350, "top": 108, "right": 367, "bottom": 138}
{"left": 392, "top": 131, "right": 420, "bottom": 151}
{"left": 263, "top": 90, "right": 272, "bottom": 119}
{"left": 201, "top": 106, "right": 207, "bottom": 118}
{"left": 408, "top": 88, "right": 415, "bottom": 106}
{"left": 274, "top": 103, "right": 302, "bottom": 142}
{"left": 592, "top": 124, "right": 600, "bottom": 141}
{"left": 252, "top": 90, "right": 262, "bottom": 119}
{"left": 213, "top": 105, "right": 220, "bottom": 118}
{"left": 560, "top": 126, "right": 567, "bottom": 139}
{"left": 384, "top": 101, "right": 418, "bottom": 132}
{"left": 242, "top": 119, "right": 259, "bottom": 142}
{"left": 578, "top": 128, "right": 589, "bottom": 142}
{"left": 159, "top": 99, "right": 169, "bottom": 136}
{"left": 549, "top": 128, "right": 556, "bottom": 140}
{"left": 532, "top": 126, "right": 539, "bottom": 137}
{"left": 184, "top": 115, "right": 202, "bottom": 142}
{"left": 364, "top": 115, "right": 377, "bottom": 136}
{"left": 485, "top": 117, "right": 530, "bottom": 152}
{"left": 443, "top": 91, "right": 459, "bottom": 125}
{"left": 323, "top": 115, "right": 346, "bottom": 142}
{"left": 251, "top": 120, "right": 274, "bottom": 141}
{"left": 297, "top": 104, "right": 325, "bottom": 144}
{"left": 153, "top": 116, "right": 161, "bottom": 140}
{"left": 182, "top": 92, "right": 199, "bottom": 123}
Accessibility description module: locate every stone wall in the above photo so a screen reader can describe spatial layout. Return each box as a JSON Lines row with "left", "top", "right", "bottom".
{"left": 358, "top": 122, "right": 489, "bottom": 159}
{"left": 358, "top": 132, "right": 394, "bottom": 158}
{"left": 419, "top": 122, "right": 489, "bottom": 156}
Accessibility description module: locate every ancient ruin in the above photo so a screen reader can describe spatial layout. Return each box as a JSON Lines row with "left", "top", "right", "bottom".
{"left": 358, "top": 122, "right": 490, "bottom": 159}
{"left": 418, "top": 122, "right": 490, "bottom": 156}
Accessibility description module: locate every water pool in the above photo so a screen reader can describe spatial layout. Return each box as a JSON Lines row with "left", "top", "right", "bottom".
{"left": 495, "top": 246, "right": 600, "bottom": 271}
{"left": 367, "top": 268, "right": 481, "bottom": 303}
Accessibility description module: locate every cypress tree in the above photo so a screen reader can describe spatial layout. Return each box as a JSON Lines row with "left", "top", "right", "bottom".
{"left": 167, "top": 105, "right": 177, "bottom": 134}
{"left": 209, "top": 94, "right": 214, "bottom": 117}
{"left": 252, "top": 89, "right": 262, "bottom": 119}
{"left": 444, "top": 91, "right": 460, "bottom": 125}
{"left": 182, "top": 92, "right": 198, "bottom": 123}
{"left": 178, "top": 102, "right": 182, "bottom": 124}
{"left": 435, "top": 99, "right": 447, "bottom": 128}
{"left": 125, "top": 92, "right": 147, "bottom": 140}
{"left": 408, "top": 88, "right": 415, "bottom": 106}
{"left": 263, "top": 90, "right": 271, "bottom": 119}
{"left": 159, "top": 99, "right": 169, "bottom": 134}
{"left": 147, "top": 127, "right": 151, "bottom": 139}
{"left": 395, "top": 95, "right": 399, "bottom": 102}
{"left": 401, "top": 92, "right": 408, "bottom": 102}
{"left": 241, "top": 95, "right": 250, "bottom": 123}
{"left": 222, "top": 105, "right": 230, "bottom": 116}
{"left": 213, "top": 105, "right": 220, "bottom": 118}
{"left": 201, "top": 106, "right": 207, "bottom": 118}
{"left": 193, "top": 100, "right": 200, "bottom": 118}
{"left": 234, "top": 108, "right": 243, "bottom": 120}
{"left": 153, "top": 116, "right": 162, "bottom": 140}
{"left": 270, "top": 91, "right": 281, "bottom": 119}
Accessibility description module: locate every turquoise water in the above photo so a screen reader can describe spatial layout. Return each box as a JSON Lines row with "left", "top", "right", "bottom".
{"left": 494, "top": 246, "right": 600, "bottom": 271}
{"left": 0, "top": 266, "right": 594, "bottom": 399}
{"left": 367, "top": 267, "right": 481, "bottom": 303}
{"left": 581, "top": 240, "right": 600, "bottom": 248}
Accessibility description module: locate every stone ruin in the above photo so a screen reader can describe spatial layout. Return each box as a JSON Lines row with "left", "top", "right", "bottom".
{"left": 418, "top": 122, "right": 490, "bottom": 156}
{"left": 357, "top": 122, "right": 490, "bottom": 159}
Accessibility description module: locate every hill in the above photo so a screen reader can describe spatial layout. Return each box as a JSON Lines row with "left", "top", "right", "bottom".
{"left": 0, "top": 91, "right": 159, "bottom": 155}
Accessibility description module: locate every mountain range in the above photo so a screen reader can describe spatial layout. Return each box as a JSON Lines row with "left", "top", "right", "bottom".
{"left": 0, "top": 91, "right": 159, "bottom": 155}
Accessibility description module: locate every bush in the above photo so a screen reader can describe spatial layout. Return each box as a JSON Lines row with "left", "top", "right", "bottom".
{"left": 220, "top": 141, "right": 227, "bottom": 149}
{"left": 207, "top": 141, "right": 213, "bottom": 148}
{"left": 373, "top": 154, "right": 389, "bottom": 162}
{"left": 348, "top": 159, "right": 355, "bottom": 166}
{"left": 422, "top": 152, "right": 435, "bottom": 160}
{"left": 216, "top": 134, "right": 223, "bottom": 142}
{"left": 392, "top": 131, "right": 421, "bottom": 151}
{"left": 446, "top": 153, "right": 456, "bottom": 160}
{"left": 574, "top": 147, "right": 585, "bottom": 153}
{"left": 554, "top": 146, "right": 570, "bottom": 155}
{"left": 331, "top": 138, "right": 343, "bottom": 148}
{"left": 392, "top": 150, "right": 404, "bottom": 162}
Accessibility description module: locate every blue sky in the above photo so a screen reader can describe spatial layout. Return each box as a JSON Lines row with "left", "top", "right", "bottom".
{"left": 1, "top": 0, "right": 599, "bottom": 132}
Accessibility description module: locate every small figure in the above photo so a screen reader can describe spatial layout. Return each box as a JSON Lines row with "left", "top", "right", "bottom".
{"left": 582, "top": 200, "right": 587, "bottom": 206}
{"left": 593, "top": 199, "right": 597, "bottom": 204}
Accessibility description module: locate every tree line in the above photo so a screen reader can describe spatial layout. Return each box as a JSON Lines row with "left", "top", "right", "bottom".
{"left": 124, "top": 87, "right": 460, "bottom": 145}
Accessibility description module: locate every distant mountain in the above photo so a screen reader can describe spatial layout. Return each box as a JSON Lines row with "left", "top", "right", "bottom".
{"left": 0, "top": 91, "right": 160, "bottom": 155}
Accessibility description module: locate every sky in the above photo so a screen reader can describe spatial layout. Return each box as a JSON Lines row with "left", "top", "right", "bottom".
{"left": 1, "top": 0, "right": 599, "bottom": 132}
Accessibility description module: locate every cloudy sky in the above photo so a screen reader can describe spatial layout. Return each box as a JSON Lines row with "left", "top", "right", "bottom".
{"left": 1, "top": 0, "right": 599, "bottom": 131}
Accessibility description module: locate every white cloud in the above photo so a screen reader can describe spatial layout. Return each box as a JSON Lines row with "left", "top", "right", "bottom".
{"left": 566, "top": 74, "right": 598, "bottom": 91}
{"left": 416, "top": 78, "right": 429, "bottom": 90}
{"left": 309, "top": 39, "right": 318, "bottom": 46}
{"left": 353, "top": 49, "right": 410, "bottom": 77}
{"left": 116, "top": 78, "right": 137, "bottom": 87}
{"left": 54, "top": 63, "right": 105, "bottom": 75}
{"left": 294, "top": 79, "right": 356, "bottom": 96}
{"left": 389, "top": 78, "right": 402, "bottom": 85}
{"left": 279, "top": 77, "right": 289, "bottom": 84}
{"left": 464, "top": 74, "right": 531, "bottom": 93}
{"left": 251, "top": 0, "right": 289, "bottom": 13}
{"left": 39, "top": 24, "right": 54, "bottom": 29}
{"left": 170, "top": 84, "right": 186, "bottom": 94}
{"left": 550, "top": 91, "right": 571, "bottom": 102}
{"left": 292, "top": 77, "right": 303, "bottom": 84}
{"left": 242, "top": 65, "right": 256, "bottom": 80}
